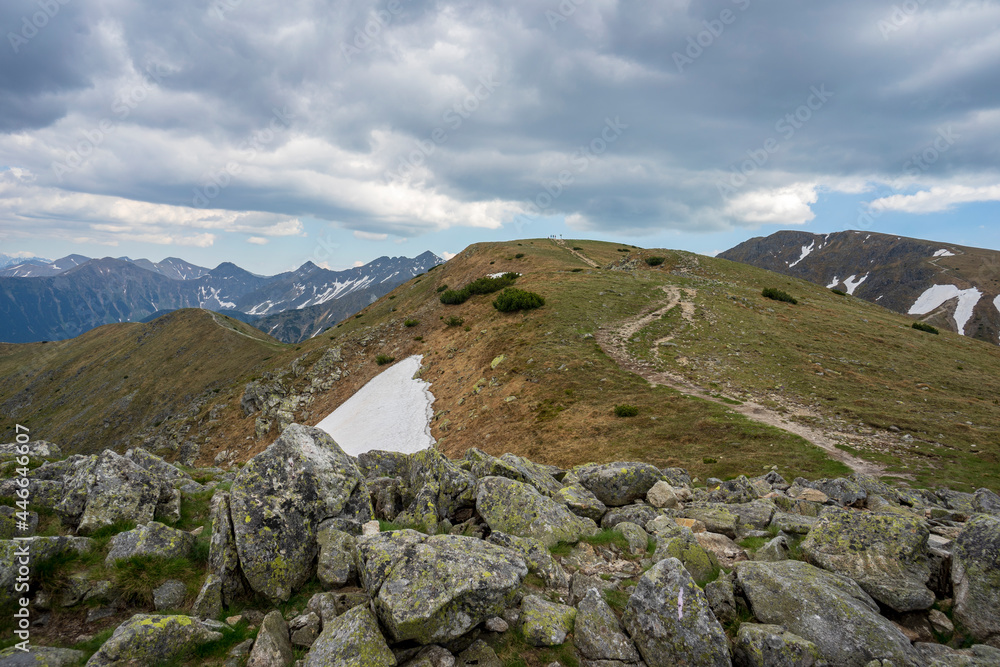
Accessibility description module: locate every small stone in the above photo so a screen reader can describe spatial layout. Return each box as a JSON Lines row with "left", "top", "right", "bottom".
{"left": 485, "top": 617, "right": 508, "bottom": 633}
{"left": 152, "top": 579, "right": 188, "bottom": 611}
{"left": 928, "top": 608, "right": 954, "bottom": 635}
{"left": 362, "top": 520, "right": 381, "bottom": 536}
{"left": 647, "top": 481, "right": 679, "bottom": 509}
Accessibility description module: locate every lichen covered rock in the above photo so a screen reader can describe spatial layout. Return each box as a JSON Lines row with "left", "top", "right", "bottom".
{"left": 105, "top": 521, "right": 194, "bottom": 565}
{"left": 476, "top": 476, "right": 597, "bottom": 548}
{"left": 733, "top": 623, "right": 827, "bottom": 667}
{"left": 304, "top": 604, "right": 396, "bottom": 667}
{"left": 518, "top": 595, "right": 576, "bottom": 646}
{"left": 574, "top": 588, "right": 642, "bottom": 662}
{"left": 801, "top": 509, "right": 934, "bottom": 612}
{"left": 57, "top": 450, "right": 164, "bottom": 535}
{"left": 952, "top": 514, "right": 1000, "bottom": 647}
{"left": 85, "top": 614, "right": 222, "bottom": 667}
{"left": 374, "top": 534, "right": 527, "bottom": 644}
{"left": 736, "top": 560, "right": 920, "bottom": 666}
{"left": 574, "top": 461, "right": 666, "bottom": 507}
{"left": 230, "top": 424, "right": 371, "bottom": 601}
{"left": 622, "top": 557, "right": 731, "bottom": 667}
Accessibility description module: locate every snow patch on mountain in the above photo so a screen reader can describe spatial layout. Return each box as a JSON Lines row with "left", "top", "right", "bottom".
{"left": 843, "top": 273, "right": 869, "bottom": 295}
{"left": 197, "top": 286, "right": 236, "bottom": 309}
{"left": 788, "top": 241, "right": 815, "bottom": 268}
{"left": 315, "top": 355, "right": 435, "bottom": 456}
{"left": 933, "top": 249, "right": 955, "bottom": 257}
{"left": 826, "top": 276, "right": 839, "bottom": 289}
{"left": 909, "top": 284, "right": 983, "bottom": 335}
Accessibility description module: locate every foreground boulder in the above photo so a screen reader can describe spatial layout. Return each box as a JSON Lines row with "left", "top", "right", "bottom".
{"left": 207, "top": 492, "right": 247, "bottom": 605}
{"left": 476, "top": 476, "right": 597, "bottom": 548}
{"left": 801, "top": 508, "right": 934, "bottom": 612}
{"left": 622, "top": 557, "right": 731, "bottom": 667}
{"left": 85, "top": 615, "right": 222, "bottom": 666}
{"left": 230, "top": 424, "right": 372, "bottom": 601}
{"left": 57, "top": 450, "right": 163, "bottom": 535}
{"left": 952, "top": 514, "right": 1000, "bottom": 647}
{"left": 105, "top": 522, "right": 194, "bottom": 565}
{"left": 574, "top": 461, "right": 665, "bottom": 506}
{"left": 519, "top": 595, "right": 576, "bottom": 646}
{"left": 304, "top": 604, "right": 396, "bottom": 667}
{"left": 736, "top": 560, "right": 919, "bottom": 666}
{"left": 733, "top": 624, "right": 827, "bottom": 667}
{"left": 373, "top": 534, "right": 527, "bottom": 644}
{"left": 575, "top": 588, "right": 642, "bottom": 663}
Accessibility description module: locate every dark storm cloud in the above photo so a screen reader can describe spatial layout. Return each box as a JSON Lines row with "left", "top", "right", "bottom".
{"left": 1, "top": 0, "right": 998, "bottom": 243}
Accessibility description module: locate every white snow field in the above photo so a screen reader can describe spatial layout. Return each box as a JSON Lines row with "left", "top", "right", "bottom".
{"left": 842, "top": 273, "right": 869, "bottom": 295}
{"left": 316, "top": 355, "right": 435, "bottom": 457}
{"left": 788, "top": 241, "right": 815, "bottom": 268}
{"left": 908, "top": 284, "right": 983, "bottom": 335}
{"left": 933, "top": 249, "right": 956, "bottom": 257}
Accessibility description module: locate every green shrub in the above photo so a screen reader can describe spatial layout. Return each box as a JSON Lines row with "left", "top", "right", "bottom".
{"left": 466, "top": 273, "right": 518, "bottom": 295}
{"left": 831, "top": 288, "right": 847, "bottom": 296}
{"left": 444, "top": 316, "right": 465, "bottom": 327}
{"left": 572, "top": 246, "right": 583, "bottom": 251}
{"left": 645, "top": 256, "right": 665, "bottom": 266}
{"left": 571, "top": 268, "right": 584, "bottom": 272}
{"left": 439, "top": 289, "right": 469, "bottom": 305}
{"left": 912, "top": 322, "right": 939, "bottom": 334}
{"left": 493, "top": 288, "right": 545, "bottom": 313}
{"left": 515, "top": 253, "right": 525, "bottom": 258}
{"left": 762, "top": 287, "right": 797, "bottom": 304}
{"left": 375, "top": 354, "right": 395, "bottom": 365}
{"left": 436, "top": 285, "right": 448, "bottom": 293}
{"left": 403, "top": 319, "right": 419, "bottom": 327}
{"left": 614, "top": 404, "right": 639, "bottom": 417}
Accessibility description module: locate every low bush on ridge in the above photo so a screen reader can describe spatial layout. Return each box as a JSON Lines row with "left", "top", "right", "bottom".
{"left": 762, "top": 287, "right": 797, "bottom": 304}
{"left": 440, "top": 272, "right": 520, "bottom": 305}
{"left": 493, "top": 288, "right": 545, "bottom": 313}
{"left": 912, "top": 321, "right": 939, "bottom": 335}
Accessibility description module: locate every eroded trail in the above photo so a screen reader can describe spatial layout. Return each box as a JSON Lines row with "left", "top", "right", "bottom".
{"left": 595, "top": 286, "right": 886, "bottom": 477}
{"left": 553, "top": 238, "right": 600, "bottom": 268}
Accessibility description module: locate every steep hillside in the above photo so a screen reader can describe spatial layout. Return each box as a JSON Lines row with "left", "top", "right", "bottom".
{"left": 3, "top": 238, "right": 999, "bottom": 493}
{"left": 0, "top": 309, "right": 289, "bottom": 457}
{"left": 720, "top": 230, "right": 1000, "bottom": 345}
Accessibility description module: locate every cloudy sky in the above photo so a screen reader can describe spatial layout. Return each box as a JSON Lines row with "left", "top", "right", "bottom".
{"left": 1, "top": 0, "right": 998, "bottom": 274}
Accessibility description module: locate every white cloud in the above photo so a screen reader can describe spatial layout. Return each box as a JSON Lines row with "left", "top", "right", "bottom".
{"left": 869, "top": 184, "right": 1000, "bottom": 214}
{"left": 353, "top": 230, "right": 389, "bottom": 241}
{"left": 353, "top": 260, "right": 364, "bottom": 267}
{"left": 723, "top": 183, "right": 818, "bottom": 225}
{"left": 247, "top": 236, "right": 269, "bottom": 245}
{"left": 440, "top": 251, "right": 457, "bottom": 260}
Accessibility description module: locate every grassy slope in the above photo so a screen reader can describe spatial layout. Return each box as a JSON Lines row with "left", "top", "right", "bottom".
{"left": 0, "top": 310, "right": 291, "bottom": 454}
{"left": 2, "top": 238, "right": 998, "bottom": 492}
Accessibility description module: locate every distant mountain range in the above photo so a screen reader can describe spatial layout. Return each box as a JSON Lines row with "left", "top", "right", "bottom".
{"left": 0, "top": 251, "right": 442, "bottom": 344}
{"left": 0, "top": 253, "right": 53, "bottom": 271}
{"left": 720, "top": 230, "right": 1000, "bottom": 345}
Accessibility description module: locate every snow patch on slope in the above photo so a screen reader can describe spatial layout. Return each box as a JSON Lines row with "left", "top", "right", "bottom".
{"left": 826, "top": 276, "right": 839, "bottom": 289}
{"left": 315, "top": 355, "right": 434, "bottom": 457}
{"left": 788, "top": 241, "right": 815, "bottom": 268}
{"left": 843, "top": 274, "right": 869, "bottom": 295}
{"left": 933, "top": 249, "right": 955, "bottom": 257}
{"left": 995, "top": 296, "right": 1000, "bottom": 342}
{"left": 908, "top": 285, "right": 983, "bottom": 335}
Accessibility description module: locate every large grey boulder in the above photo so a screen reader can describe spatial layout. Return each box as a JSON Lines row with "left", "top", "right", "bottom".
{"left": 0, "top": 537, "right": 92, "bottom": 603}
{"left": 735, "top": 560, "right": 920, "bottom": 666}
{"left": 622, "top": 557, "right": 731, "bottom": 667}
{"left": 650, "top": 525, "right": 719, "bottom": 583}
{"left": 574, "top": 461, "right": 665, "bottom": 506}
{"left": 952, "top": 514, "right": 1000, "bottom": 647}
{"left": 800, "top": 509, "right": 934, "bottom": 612}
{"left": 247, "top": 610, "right": 294, "bottom": 667}
{"left": 356, "top": 529, "right": 427, "bottom": 596}
{"left": 372, "top": 534, "right": 527, "bottom": 644}
{"left": 678, "top": 505, "right": 741, "bottom": 538}
{"left": 303, "top": 604, "right": 396, "bottom": 667}
{"left": 733, "top": 624, "right": 827, "bottom": 667}
{"left": 230, "top": 424, "right": 372, "bottom": 601}
{"left": 519, "top": 595, "right": 576, "bottom": 646}
{"left": 105, "top": 522, "right": 194, "bottom": 565}
{"left": 487, "top": 531, "right": 569, "bottom": 589}
{"left": 316, "top": 524, "right": 357, "bottom": 588}
{"left": 476, "top": 476, "right": 597, "bottom": 548}
{"left": 207, "top": 492, "right": 247, "bottom": 605}
{"left": 85, "top": 614, "right": 222, "bottom": 667}
{"left": 406, "top": 448, "right": 476, "bottom": 520}
{"left": 575, "top": 588, "right": 642, "bottom": 663}
{"left": 467, "top": 449, "right": 562, "bottom": 496}
{"left": 57, "top": 450, "right": 164, "bottom": 534}
{"left": 0, "top": 646, "right": 84, "bottom": 666}
{"left": 554, "top": 472, "right": 607, "bottom": 521}
{"left": 794, "top": 477, "right": 866, "bottom": 507}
